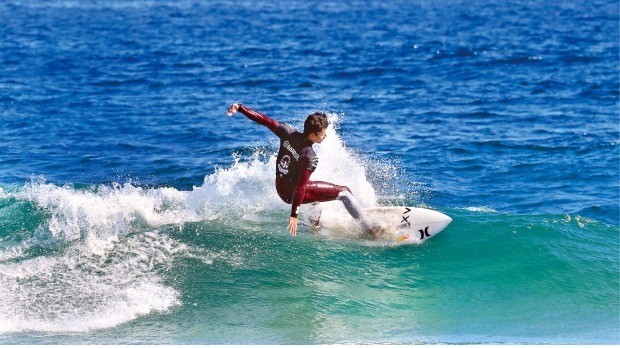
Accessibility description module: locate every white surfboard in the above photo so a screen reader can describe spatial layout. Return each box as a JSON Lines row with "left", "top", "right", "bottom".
{"left": 364, "top": 206, "right": 452, "bottom": 245}
{"left": 300, "top": 205, "right": 452, "bottom": 245}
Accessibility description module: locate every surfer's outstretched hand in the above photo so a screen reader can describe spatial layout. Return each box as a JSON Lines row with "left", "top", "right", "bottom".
{"left": 288, "top": 217, "right": 298, "bottom": 236}
{"left": 227, "top": 103, "right": 240, "bottom": 116}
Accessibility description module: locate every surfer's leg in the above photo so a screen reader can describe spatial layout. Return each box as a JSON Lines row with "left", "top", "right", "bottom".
{"left": 336, "top": 190, "right": 383, "bottom": 237}
{"left": 301, "top": 181, "right": 348, "bottom": 203}
{"left": 303, "top": 182, "right": 379, "bottom": 236}
{"left": 336, "top": 189, "right": 364, "bottom": 220}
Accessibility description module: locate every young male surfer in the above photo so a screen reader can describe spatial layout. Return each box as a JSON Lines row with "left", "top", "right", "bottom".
{"left": 227, "top": 103, "right": 381, "bottom": 237}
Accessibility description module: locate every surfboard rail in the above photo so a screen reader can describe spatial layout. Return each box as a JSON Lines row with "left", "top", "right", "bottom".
{"left": 300, "top": 205, "right": 452, "bottom": 245}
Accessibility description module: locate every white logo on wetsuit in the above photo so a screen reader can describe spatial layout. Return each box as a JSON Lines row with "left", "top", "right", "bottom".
{"left": 282, "top": 141, "right": 300, "bottom": 160}
{"left": 278, "top": 155, "right": 291, "bottom": 175}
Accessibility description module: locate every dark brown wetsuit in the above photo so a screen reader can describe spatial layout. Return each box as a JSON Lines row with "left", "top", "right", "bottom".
{"left": 237, "top": 104, "right": 351, "bottom": 218}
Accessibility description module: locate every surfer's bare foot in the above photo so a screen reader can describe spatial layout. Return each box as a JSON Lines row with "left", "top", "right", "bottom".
{"left": 367, "top": 225, "right": 386, "bottom": 239}
{"left": 309, "top": 221, "right": 321, "bottom": 234}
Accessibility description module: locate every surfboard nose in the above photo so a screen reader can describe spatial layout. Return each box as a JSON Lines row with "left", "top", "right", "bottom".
{"left": 426, "top": 209, "right": 452, "bottom": 224}
{"left": 427, "top": 210, "right": 452, "bottom": 231}
{"left": 438, "top": 213, "right": 452, "bottom": 228}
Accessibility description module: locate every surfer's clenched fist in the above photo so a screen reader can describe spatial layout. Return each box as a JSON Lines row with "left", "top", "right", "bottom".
{"left": 227, "top": 103, "right": 240, "bottom": 116}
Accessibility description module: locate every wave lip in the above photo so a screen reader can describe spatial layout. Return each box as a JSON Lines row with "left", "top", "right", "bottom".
{"left": 461, "top": 206, "right": 498, "bottom": 213}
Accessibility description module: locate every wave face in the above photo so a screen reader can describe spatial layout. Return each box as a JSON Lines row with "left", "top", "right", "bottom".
{"left": 0, "top": 0, "right": 618, "bottom": 344}
{"left": 0, "top": 116, "right": 397, "bottom": 337}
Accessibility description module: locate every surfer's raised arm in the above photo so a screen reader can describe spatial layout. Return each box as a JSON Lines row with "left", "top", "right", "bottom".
{"left": 227, "top": 103, "right": 280, "bottom": 134}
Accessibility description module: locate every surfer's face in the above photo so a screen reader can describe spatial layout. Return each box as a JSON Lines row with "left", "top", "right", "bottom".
{"left": 308, "top": 128, "right": 327, "bottom": 144}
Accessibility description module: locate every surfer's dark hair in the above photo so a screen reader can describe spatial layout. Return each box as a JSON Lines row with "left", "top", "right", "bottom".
{"left": 304, "top": 112, "right": 329, "bottom": 135}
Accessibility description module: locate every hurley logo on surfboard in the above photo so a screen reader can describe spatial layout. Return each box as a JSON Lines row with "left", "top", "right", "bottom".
{"left": 418, "top": 226, "right": 431, "bottom": 240}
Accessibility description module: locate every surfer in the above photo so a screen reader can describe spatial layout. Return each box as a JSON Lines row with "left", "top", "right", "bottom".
{"left": 227, "top": 103, "right": 381, "bottom": 237}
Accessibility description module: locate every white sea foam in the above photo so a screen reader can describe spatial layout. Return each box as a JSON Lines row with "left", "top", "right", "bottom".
{"left": 189, "top": 150, "right": 284, "bottom": 221}
{"left": 0, "top": 228, "right": 244, "bottom": 334}
{"left": 311, "top": 113, "right": 378, "bottom": 207}
{"left": 461, "top": 206, "right": 498, "bottom": 213}
{"left": 0, "top": 232, "right": 181, "bottom": 333}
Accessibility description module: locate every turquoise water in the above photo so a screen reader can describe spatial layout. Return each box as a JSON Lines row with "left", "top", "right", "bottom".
{"left": 0, "top": 0, "right": 618, "bottom": 344}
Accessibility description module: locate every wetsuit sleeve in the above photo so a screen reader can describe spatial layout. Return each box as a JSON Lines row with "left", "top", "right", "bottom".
{"left": 237, "top": 104, "right": 280, "bottom": 134}
{"left": 290, "top": 167, "right": 312, "bottom": 218}
{"left": 290, "top": 154, "right": 318, "bottom": 217}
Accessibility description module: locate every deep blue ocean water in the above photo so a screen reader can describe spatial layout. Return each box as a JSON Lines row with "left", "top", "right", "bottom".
{"left": 0, "top": 0, "right": 618, "bottom": 344}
